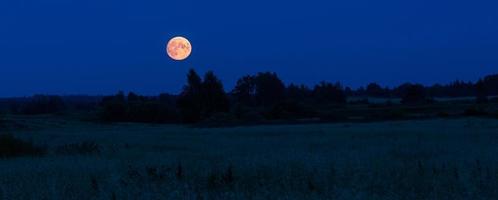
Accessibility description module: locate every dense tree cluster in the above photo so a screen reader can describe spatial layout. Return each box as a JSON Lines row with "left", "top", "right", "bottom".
{"left": 232, "top": 72, "right": 286, "bottom": 107}
{"left": 177, "top": 70, "right": 230, "bottom": 123}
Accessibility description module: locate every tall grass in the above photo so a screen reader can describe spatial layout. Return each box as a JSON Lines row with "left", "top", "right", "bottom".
{"left": 1, "top": 117, "right": 498, "bottom": 199}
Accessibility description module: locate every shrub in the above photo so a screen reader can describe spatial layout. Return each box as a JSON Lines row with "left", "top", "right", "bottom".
{"left": 0, "top": 134, "right": 46, "bottom": 158}
{"left": 55, "top": 141, "right": 101, "bottom": 155}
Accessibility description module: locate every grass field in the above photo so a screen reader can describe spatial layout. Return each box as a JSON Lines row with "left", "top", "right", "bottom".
{"left": 2, "top": 115, "right": 498, "bottom": 199}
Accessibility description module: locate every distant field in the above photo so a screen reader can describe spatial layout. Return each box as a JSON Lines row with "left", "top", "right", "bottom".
{"left": 2, "top": 115, "right": 498, "bottom": 199}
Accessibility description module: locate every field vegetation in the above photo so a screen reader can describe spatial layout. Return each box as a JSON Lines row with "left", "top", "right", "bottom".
{"left": 1, "top": 115, "right": 498, "bottom": 199}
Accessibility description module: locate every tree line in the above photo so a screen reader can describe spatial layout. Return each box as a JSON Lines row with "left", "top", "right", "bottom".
{"left": 2, "top": 70, "right": 497, "bottom": 123}
{"left": 97, "top": 70, "right": 498, "bottom": 124}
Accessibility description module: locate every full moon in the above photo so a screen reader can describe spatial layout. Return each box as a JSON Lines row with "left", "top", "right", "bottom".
{"left": 166, "top": 36, "right": 192, "bottom": 61}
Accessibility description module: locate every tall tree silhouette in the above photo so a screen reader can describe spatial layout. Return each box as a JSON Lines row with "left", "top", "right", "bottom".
{"left": 400, "top": 84, "right": 427, "bottom": 104}
{"left": 475, "top": 79, "right": 488, "bottom": 103}
{"left": 201, "top": 71, "right": 230, "bottom": 117}
{"left": 232, "top": 75, "right": 256, "bottom": 106}
{"left": 254, "top": 72, "right": 285, "bottom": 107}
{"left": 312, "top": 82, "right": 346, "bottom": 104}
{"left": 100, "top": 91, "right": 127, "bottom": 121}
{"left": 366, "top": 83, "right": 386, "bottom": 97}
{"left": 232, "top": 72, "right": 285, "bottom": 107}
{"left": 286, "top": 84, "right": 311, "bottom": 102}
{"left": 177, "top": 69, "right": 203, "bottom": 123}
{"left": 483, "top": 74, "right": 498, "bottom": 96}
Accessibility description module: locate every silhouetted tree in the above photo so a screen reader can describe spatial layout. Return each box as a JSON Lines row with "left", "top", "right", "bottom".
{"left": 232, "top": 75, "right": 256, "bottom": 106}
{"left": 127, "top": 92, "right": 143, "bottom": 102}
{"left": 312, "top": 82, "right": 346, "bottom": 104}
{"left": 426, "top": 84, "right": 444, "bottom": 97}
{"left": 366, "top": 83, "right": 385, "bottom": 97}
{"left": 355, "top": 87, "right": 366, "bottom": 97}
{"left": 157, "top": 93, "right": 180, "bottom": 122}
{"left": 476, "top": 79, "right": 488, "bottom": 104}
{"left": 255, "top": 72, "right": 285, "bottom": 106}
{"left": 232, "top": 72, "right": 285, "bottom": 107}
{"left": 201, "top": 71, "right": 230, "bottom": 117}
{"left": 286, "top": 84, "right": 311, "bottom": 102}
{"left": 176, "top": 69, "right": 230, "bottom": 122}
{"left": 254, "top": 72, "right": 286, "bottom": 107}
{"left": 344, "top": 86, "right": 353, "bottom": 97}
{"left": 177, "top": 69, "right": 203, "bottom": 123}
{"left": 426, "top": 80, "right": 475, "bottom": 97}
{"left": 400, "top": 84, "right": 427, "bottom": 104}
{"left": 483, "top": 74, "right": 498, "bottom": 96}
{"left": 100, "top": 91, "right": 127, "bottom": 121}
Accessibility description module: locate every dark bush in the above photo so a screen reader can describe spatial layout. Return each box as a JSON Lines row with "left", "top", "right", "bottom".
{"left": 55, "top": 141, "right": 101, "bottom": 155}
{"left": 0, "top": 134, "right": 46, "bottom": 158}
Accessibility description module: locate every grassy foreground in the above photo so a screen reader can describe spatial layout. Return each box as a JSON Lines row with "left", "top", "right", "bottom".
{"left": 1, "top": 115, "right": 498, "bottom": 199}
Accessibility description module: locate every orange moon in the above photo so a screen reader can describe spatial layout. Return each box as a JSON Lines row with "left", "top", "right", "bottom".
{"left": 166, "top": 36, "right": 192, "bottom": 61}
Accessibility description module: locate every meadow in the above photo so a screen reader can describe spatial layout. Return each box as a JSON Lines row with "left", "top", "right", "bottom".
{"left": 2, "top": 115, "right": 498, "bottom": 199}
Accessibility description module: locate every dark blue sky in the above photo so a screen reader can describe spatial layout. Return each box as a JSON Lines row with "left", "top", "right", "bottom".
{"left": 1, "top": 0, "right": 497, "bottom": 97}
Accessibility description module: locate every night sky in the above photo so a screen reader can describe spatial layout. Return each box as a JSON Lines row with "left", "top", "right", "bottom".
{"left": 1, "top": 0, "right": 497, "bottom": 97}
